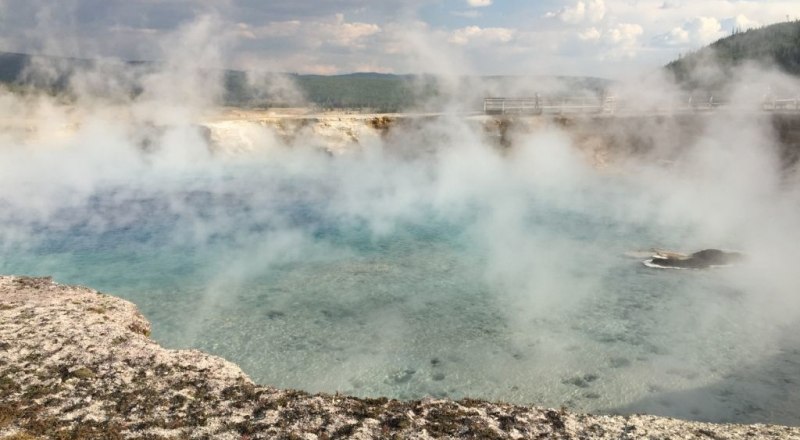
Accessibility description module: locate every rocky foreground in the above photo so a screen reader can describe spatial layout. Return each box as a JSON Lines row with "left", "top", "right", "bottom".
{"left": 1, "top": 276, "right": 799, "bottom": 439}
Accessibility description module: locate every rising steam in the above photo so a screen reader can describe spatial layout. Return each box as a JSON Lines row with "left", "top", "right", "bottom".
{"left": 2, "top": 12, "right": 800, "bottom": 426}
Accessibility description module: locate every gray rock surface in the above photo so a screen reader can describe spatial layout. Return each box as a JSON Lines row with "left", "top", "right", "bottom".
{"left": 1, "top": 275, "right": 798, "bottom": 439}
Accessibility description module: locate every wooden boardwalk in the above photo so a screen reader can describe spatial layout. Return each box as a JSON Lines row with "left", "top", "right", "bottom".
{"left": 484, "top": 96, "right": 615, "bottom": 115}
{"left": 484, "top": 95, "right": 800, "bottom": 115}
{"left": 764, "top": 97, "right": 800, "bottom": 111}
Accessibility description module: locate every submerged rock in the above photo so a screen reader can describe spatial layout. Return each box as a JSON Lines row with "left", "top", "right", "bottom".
{"left": 386, "top": 369, "right": 416, "bottom": 384}
{"left": 1, "top": 275, "right": 799, "bottom": 439}
{"left": 563, "top": 374, "right": 599, "bottom": 389}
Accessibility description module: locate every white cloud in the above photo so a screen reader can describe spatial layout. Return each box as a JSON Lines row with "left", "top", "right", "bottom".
{"left": 448, "top": 26, "right": 515, "bottom": 45}
{"left": 327, "top": 13, "right": 381, "bottom": 46}
{"left": 6, "top": 0, "right": 800, "bottom": 78}
{"left": 578, "top": 27, "right": 602, "bottom": 41}
{"left": 732, "top": 14, "right": 761, "bottom": 31}
{"left": 558, "top": 1, "right": 586, "bottom": 24}
{"left": 239, "top": 14, "right": 380, "bottom": 49}
{"left": 691, "top": 16, "right": 724, "bottom": 44}
{"left": 245, "top": 20, "right": 301, "bottom": 38}
{"left": 658, "top": 16, "right": 724, "bottom": 46}
{"left": 550, "top": 0, "right": 606, "bottom": 24}
{"left": 452, "top": 10, "right": 482, "bottom": 19}
{"left": 663, "top": 27, "right": 690, "bottom": 45}
{"left": 587, "top": 0, "right": 606, "bottom": 22}
{"left": 303, "top": 63, "right": 339, "bottom": 75}
{"left": 607, "top": 23, "right": 643, "bottom": 44}
{"left": 605, "top": 23, "right": 644, "bottom": 58}
{"left": 569, "top": 21, "right": 643, "bottom": 59}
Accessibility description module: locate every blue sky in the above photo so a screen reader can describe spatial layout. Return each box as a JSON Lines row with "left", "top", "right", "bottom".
{"left": 1, "top": 0, "right": 799, "bottom": 78}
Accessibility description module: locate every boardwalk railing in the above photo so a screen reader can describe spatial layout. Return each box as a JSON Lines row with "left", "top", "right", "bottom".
{"left": 484, "top": 96, "right": 615, "bottom": 115}
{"left": 763, "top": 98, "right": 800, "bottom": 112}
{"left": 485, "top": 96, "right": 800, "bottom": 115}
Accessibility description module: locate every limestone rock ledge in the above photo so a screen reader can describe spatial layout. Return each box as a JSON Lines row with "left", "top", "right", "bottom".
{"left": 1, "top": 276, "right": 798, "bottom": 440}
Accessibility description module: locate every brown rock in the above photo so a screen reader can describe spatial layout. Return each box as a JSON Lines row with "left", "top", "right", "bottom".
{"left": 1, "top": 275, "right": 799, "bottom": 439}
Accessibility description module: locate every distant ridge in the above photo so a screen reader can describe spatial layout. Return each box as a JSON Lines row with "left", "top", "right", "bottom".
{"left": 0, "top": 51, "right": 420, "bottom": 109}
{"left": 0, "top": 51, "right": 610, "bottom": 112}
{"left": 0, "top": 52, "right": 31, "bottom": 83}
{"left": 666, "top": 20, "right": 800, "bottom": 90}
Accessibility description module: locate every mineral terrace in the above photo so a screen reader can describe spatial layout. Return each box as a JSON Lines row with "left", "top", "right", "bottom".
{"left": 1, "top": 275, "right": 799, "bottom": 439}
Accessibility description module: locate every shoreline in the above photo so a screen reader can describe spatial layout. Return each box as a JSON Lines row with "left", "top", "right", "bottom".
{"left": 1, "top": 275, "right": 798, "bottom": 439}
{"left": 4, "top": 104, "right": 800, "bottom": 172}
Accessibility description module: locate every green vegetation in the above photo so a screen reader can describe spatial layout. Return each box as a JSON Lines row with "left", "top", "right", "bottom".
{"left": 222, "top": 72, "right": 609, "bottom": 111}
{"left": 666, "top": 20, "right": 800, "bottom": 90}
{"left": 0, "top": 51, "right": 610, "bottom": 112}
{"left": 223, "top": 71, "right": 438, "bottom": 112}
{"left": 0, "top": 53, "right": 27, "bottom": 84}
{"left": 296, "top": 74, "right": 425, "bottom": 112}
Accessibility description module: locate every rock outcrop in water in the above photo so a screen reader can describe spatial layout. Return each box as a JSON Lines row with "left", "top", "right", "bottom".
{"left": 645, "top": 249, "right": 745, "bottom": 269}
{"left": 1, "top": 275, "right": 798, "bottom": 439}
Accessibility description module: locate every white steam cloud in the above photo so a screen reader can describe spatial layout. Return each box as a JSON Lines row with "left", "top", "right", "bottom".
{"left": 2, "top": 12, "right": 800, "bottom": 425}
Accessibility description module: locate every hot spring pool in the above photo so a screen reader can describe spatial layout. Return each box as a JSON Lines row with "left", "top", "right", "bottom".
{"left": 2, "top": 158, "right": 799, "bottom": 427}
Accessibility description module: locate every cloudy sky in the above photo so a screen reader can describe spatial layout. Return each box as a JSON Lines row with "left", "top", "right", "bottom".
{"left": 0, "top": 0, "right": 799, "bottom": 78}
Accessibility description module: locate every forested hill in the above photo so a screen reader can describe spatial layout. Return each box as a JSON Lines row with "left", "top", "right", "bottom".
{"left": 0, "top": 52, "right": 423, "bottom": 110}
{"left": 0, "top": 51, "right": 610, "bottom": 112}
{"left": 666, "top": 20, "right": 800, "bottom": 90}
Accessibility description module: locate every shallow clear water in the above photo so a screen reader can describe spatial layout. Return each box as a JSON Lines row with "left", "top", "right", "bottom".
{"left": 2, "top": 163, "right": 799, "bottom": 426}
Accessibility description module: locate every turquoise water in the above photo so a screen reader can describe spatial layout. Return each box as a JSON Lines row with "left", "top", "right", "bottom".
{"left": 2, "top": 158, "right": 799, "bottom": 426}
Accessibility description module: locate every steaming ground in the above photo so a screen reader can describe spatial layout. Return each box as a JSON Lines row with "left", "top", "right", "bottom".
{"left": 2, "top": 103, "right": 800, "bottom": 426}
